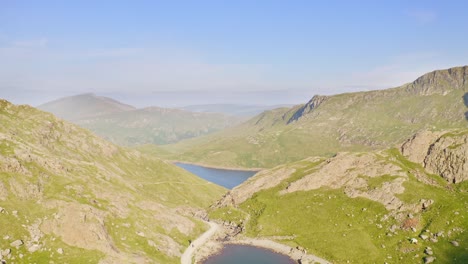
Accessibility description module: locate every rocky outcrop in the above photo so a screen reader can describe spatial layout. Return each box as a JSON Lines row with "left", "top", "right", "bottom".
{"left": 406, "top": 66, "right": 468, "bottom": 95}
{"left": 282, "top": 152, "right": 408, "bottom": 210}
{"left": 424, "top": 133, "right": 468, "bottom": 183}
{"left": 288, "top": 95, "right": 329, "bottom": 123}
{"left": 401, "top": 130, "right": 468, "bottom": 183}
{"left": 216, "top": 166, "right": 297, "bottom": 207}
{"left": 400, "top": 131, "right": 444, "bottom": 164}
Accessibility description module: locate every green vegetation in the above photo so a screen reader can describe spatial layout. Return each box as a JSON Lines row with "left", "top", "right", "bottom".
{"left": 208, "top": 145, "right": 468, "bottom": 263}
{"left": 0, "top": 99, "right": 226, "bottom": 263}
{"left": 154, "top": 67, "right": 468, "bottom": 168}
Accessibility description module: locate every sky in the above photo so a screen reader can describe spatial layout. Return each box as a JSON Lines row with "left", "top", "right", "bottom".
{"left": 1, "top": 0, "right": 468, "bottom": 107}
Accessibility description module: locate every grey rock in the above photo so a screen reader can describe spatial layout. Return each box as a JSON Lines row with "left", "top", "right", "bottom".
{"left": 10, "top": 240, "right": 23, "bottom": 247}
{"left": 420, "top": 234, "right": 429, "bottom": 240}
{"left": 57, "top": 248, "right": 63, "bottom": 255}
{"left": 451, "top": 241, "right": 459, "bottom": 247}
{"left": 424, "top": 256, "right": 436, "bottom": 264}
{"left": 28, "top": 244, "right": 40, "bottom": 253}
{"left": 424, "top": 247, "right": 433, "bottom": 255}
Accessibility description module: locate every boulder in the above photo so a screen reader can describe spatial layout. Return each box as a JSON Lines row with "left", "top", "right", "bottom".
{"left": 10, "top": 240, "right": 23, "bottom": 247}
{"left": 424, "top": 256, "right": 436, "bottom": 264}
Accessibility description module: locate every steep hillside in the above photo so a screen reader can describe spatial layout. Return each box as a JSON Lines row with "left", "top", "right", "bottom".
{"left": 76, "top": 107, "right": 244, "bottom": 146}
{"left": 0, "top": 99, "right": 225, "bottom": 263}
{"left": 38, "top": 93, "right": 136, "bottom": 121}
{"left": 157, "top": 66, "right": 468, "bottom": 168}
{"left": 208, "top": 129, "right": 468, "bottom": 264}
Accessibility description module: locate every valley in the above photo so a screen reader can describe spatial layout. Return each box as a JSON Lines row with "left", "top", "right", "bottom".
{"left": 1, "top": 66, "right": 467, "bottom": 264}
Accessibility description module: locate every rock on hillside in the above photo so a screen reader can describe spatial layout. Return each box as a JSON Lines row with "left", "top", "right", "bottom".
{"left": 0, "top": 99, "right": 225, "bottom": 263}
{"left": 402, "top": 130, "right": 468, "bottom": 183}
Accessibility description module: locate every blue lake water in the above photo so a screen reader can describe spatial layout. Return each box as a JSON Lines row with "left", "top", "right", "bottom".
{"left": 203, "top": 244, "right": 296, "bottom": 264}
{"left": 174, "top": 162, "right": 258, "bottom": 189}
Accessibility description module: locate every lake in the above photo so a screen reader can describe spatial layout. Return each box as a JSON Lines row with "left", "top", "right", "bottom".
{"left": 204, "top": 244, "right": 296, "bottom": 264}
{"left": 174, "top": 162, "right": 258, "bottom": 189}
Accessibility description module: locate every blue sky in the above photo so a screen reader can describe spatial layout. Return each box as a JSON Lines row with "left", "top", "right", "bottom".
{"left": 1, "top": 0, "right": 467, "bottom": 106}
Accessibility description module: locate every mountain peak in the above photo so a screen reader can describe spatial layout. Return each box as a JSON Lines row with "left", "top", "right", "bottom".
{"left": 38, "top": 93, "right": 136, "bottom": 121}
{"left": 406, "top": 65, "right": 468, "bottom": 95}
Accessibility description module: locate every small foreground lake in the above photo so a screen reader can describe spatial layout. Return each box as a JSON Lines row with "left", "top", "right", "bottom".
{"left": 175, "top": 162, "right": 258, "bottom": 189}
{"left": 204, "top": 244, "right": 296, "bottom": 264}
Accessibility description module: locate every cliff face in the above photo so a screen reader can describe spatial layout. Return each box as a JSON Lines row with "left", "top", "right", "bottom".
{"left": 288, "top": 95, "right": 329, "bottom": 123}
{"left": 401, "top": 130, "right": 468, "bottom": 183}
{"left": 406, "top": 66, "right": 468, "bottom": 95}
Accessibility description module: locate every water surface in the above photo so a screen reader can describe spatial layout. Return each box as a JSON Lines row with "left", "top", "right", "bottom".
{"left": 204, "top": 244, "right": 296, "bottom": 264}
{"left": 175, "top": 162, "right": 257, "bottom": 189}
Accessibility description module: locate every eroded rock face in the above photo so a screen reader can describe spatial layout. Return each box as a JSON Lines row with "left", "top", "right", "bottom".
{"left": 401, "top": 131, "right": 443, "bottom": 164}
{"left": 401, "top": 130, "right": 468, "bottom": 183}
{"left": 424, "top": 134, "right": 468, "bottom": 183}
{"left": 406, "top": 66, "right": 468, "bottom": 95}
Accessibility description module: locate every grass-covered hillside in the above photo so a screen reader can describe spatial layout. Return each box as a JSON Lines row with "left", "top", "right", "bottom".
{"left": 156, "top": 66, "right": 468, "bottom": 169}
{"left": 39, "top": 93, "right": 244, "bottom": 146}
{"left": 209, "top": 129, "right": 468, "bottom": 263}
{"left": 0, "top": 99, "right": 226, "bottom": 263}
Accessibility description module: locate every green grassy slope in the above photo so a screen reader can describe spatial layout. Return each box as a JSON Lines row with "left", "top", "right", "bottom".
{"left": 0, "top": 99, "right": 226, "bottom": 263}
{"left": 155, "top": 66, "right": 468, "bottom": 169}
{"left": 209, "top": 132, "right": 468, "bottom": 263}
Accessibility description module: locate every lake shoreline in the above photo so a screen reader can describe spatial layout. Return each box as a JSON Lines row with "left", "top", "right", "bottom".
{"left": 171, "top": 160, "right": 264, "bottom": 172}
{"left": 194, "top": 223, "right": 330, "bottom": 264}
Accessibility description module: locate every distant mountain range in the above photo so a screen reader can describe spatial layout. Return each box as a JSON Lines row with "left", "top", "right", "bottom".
{"left": 180, "top": 104, "right": 294, "bottom": 117}
{"left": 38, "top": 94, "right": 249, "bottom": 146}
{"left": 154, "top": 66, "right": 468, "bottom": 168}
{"left": 38, "top": 93, "right": 136, "bottom": 121}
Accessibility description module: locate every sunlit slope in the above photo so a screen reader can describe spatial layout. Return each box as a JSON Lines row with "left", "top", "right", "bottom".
{"left": 209, "top": 129, "right": 468, "bottom": 263}
{"left": 0, "top": 99, "right": 225, "bottom": 263}
{"left": 157, "top": 66, "right": 468, "bottom": 168}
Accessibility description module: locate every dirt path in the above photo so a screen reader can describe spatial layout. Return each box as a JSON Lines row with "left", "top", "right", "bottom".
{"left": 181, "top": 221, "right": 219, "bottom": 264}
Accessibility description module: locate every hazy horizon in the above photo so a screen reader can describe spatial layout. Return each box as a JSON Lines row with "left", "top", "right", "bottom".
{"left": 1, "top": 1, "right": 468, "bottom": 107}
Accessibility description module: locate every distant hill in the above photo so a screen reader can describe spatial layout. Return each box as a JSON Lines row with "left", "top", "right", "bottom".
{"left": 0, "top": 99, "right": 225, "bottom": 263}
{"left": 76, "top": 106, "right": 245, "bottom": 146}
{"left": 180, "top": 104, "right": 294, "bottom": 117}
{"left": 155, "top": 66, "right": 468, "bottom": 168}
{"left": 38, "top": 93, "right": 136, "bottom": 121}
{"left": 38, "top": 94, "right": 245, "bottom": 146}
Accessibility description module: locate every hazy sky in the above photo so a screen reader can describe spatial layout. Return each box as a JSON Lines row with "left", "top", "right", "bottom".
{"left": 1, "top": 0, "right": 467, "bottom": 107}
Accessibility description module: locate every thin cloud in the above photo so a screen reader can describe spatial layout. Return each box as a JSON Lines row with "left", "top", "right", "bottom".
{"left": 406, "top": 10, "right": 437, "bottom": 24}
{"left": 13, "top": 37, "right": 48, "bottom": 48}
